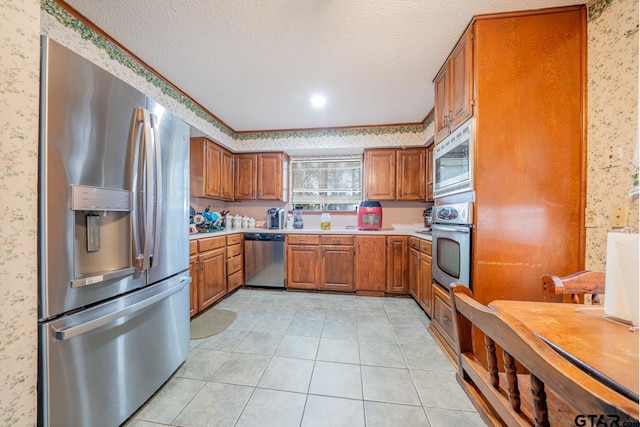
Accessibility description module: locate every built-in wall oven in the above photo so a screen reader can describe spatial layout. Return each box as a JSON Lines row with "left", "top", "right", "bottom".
{"left": 433, "top": 119, "right": 473, "bottom": 198}
{"left": 432, "top": 202, "right": 473, "bottom": 289}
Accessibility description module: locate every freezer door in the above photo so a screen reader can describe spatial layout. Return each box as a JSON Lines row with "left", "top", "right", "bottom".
{"left": 39, "top": 37, "right": 148, "bottom": 319}
{"left": 38, "top": 273, "right": 191, "bottom": 427}
{"left": 145, "top": 98, "right": 190, "bottom": 284}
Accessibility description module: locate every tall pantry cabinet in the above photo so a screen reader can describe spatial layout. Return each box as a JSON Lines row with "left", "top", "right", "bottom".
{"left": 429, "top": 6, "right": 587, "bottom": 360}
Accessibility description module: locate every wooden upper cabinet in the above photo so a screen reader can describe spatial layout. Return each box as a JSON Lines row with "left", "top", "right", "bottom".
{"left": 433, "top": 26, "right": 474, "bottom": 143}
{"left": 234, "top": 153, "right": 257, "bottom": 200}
{"left": 449, "top": 29, "right": 473, "bottom": 130}
{"left": 258, "top": 152, "right": 289, "bottom": 201}
{"left": 364, "top": 148, "right": 426, "bottom": 201}
{"left": 426, "top": 142, "right": 434, "bottom": 202}
{"left": 235, "top": 152, "right": 288, "bottom": 201}
{"left": 433, "top": 67, "right": 450, "bottom": 143}
{"left": 396, "top": 148, "right": 426, "bottom": 201}
{"left": 364, "top": 149, "right": 396, "bottom": 200}
{"left": 190, "top": 137, "right": 234, "bottom": 201}
{"left": 221, "top": 149, "right": 234, "bottom": 200}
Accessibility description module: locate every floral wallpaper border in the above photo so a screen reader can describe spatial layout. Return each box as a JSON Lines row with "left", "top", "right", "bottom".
{"left": 588, "top": 0, "right": 615, "bottom": 21}
{"left": 42, "top": 0, "right": 433, "bottom": 142}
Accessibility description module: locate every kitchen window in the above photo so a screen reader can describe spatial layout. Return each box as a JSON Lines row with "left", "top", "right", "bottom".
{"left": 290, "top": 158, "right": 362, "bottom": 211}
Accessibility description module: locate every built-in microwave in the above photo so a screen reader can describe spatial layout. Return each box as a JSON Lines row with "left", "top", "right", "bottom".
{"left": 433, "top": 120, "right": 473, "bottom": 199}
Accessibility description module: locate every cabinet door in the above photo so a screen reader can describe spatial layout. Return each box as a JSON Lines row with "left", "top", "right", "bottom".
{"left": 409, "top": 248, "right": 420, "bottom": 300}
{"left": 198, "top": 247, "right": 226, "bottom": 310}
{"left": 396, "top": 149, "right": 426, "bottom": 201}
{"left": 426, "top": 143, "right": 434, "bottom": 202}
{"left": 386, "top": 236, "right": 408, "bottom": 293}
{"left": 286, "top": 245, "right": 320, "bottom": 289}
{"left": 364, "top": 149, "right": 396, "bottom": 200}
{"left": 354, "top": 235, "right": 386, "bottom": 293}
{"left": 204, "top": 142, "right": 222, "bottom": 198}
{"left": 419, "top": 252, "right": 432, "bottom": 316}
{"left": 234, "top": 154, "right": 257, "bottom": 200}
{"left": 449, "top": 28, "right": 473, "bottom": 131}
{"left": 321, "top": 245, "right": 354, "bottom": 291}
{"left": 257, "top": 153, "right": 283, "bottom": 200}
{"left": 189, "top": 254, "right": 199, "bottom": 317}
{"left": 433, "top": 66, "right": 450, "bottom": 143}
{"left": 221, "top": 149, "right": 234, "bottom": 200}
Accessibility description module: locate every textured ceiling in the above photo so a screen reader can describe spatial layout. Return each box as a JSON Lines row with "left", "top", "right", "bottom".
{"left": 63, "top": 0, "right": 587, "bottom": 132}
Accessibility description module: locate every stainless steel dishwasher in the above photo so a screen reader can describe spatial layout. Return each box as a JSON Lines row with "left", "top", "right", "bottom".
{"left": 244, "top": 233, "right": 285, "bottom": 288}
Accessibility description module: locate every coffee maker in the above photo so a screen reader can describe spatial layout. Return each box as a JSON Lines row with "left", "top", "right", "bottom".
{"left": 267, "top": 208, "right": 285, "bottom": 229}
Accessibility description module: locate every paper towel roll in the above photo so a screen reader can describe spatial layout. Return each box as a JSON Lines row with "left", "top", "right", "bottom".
{"left": 604, "top": 233, "right": 639, "bottom": 326}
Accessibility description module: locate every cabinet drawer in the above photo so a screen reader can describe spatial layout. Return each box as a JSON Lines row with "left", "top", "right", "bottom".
{"left": 226, "top": 233, "right": 243, "bottom": 245}
{"left": 287, "top": 234, "right": 320, "bottom": 245}
{"left": 189, "top": 240, "right": 198, "bottom": 255}
{"left": 320, "top": 235, "right": 354, "bottom": 246}
{"left": 198, "top": 236, "right": 226, "bottom": 252}
{"left": 227, "top": 254, "right": 243, "bottom": 275}
{"left": 227, "top": 244, "right": 242, "bottom": 258}
{"left": 419, "top": 239, "right": 432, "bottom": 255}
{"left": 432, "top": 284, "right": 455, "bottom": 350}
{"left": 227, "top": 270, "right": 244, "bottom": 292}
{"left": 409, "top": 237, "right": 420, "bottom": 251}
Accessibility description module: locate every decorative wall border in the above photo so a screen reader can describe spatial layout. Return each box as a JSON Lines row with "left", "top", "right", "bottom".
{"left": 44, "top": 1, "right": 602, "bottom": 140}
{"left": 42, "top": 0, "right": 432, "bottom": 141}
{"left": 588, "top": 0, "right": 614, "bottom": 21}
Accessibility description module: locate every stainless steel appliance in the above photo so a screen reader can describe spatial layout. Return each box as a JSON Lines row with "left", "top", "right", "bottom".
{"left": 432, "top": 202, "right": 473, "bottom": 289}
{"left": 244, "top": 233, "right": 285, "bottom": 288}
{"left": 433, "top": 120, "right": 474, "bottom": 198}
{"left": 267, "top": 208, "right": 285, "bottom": 229}
{"left": 38, "top": 37, "right": 191, "bottom": 427}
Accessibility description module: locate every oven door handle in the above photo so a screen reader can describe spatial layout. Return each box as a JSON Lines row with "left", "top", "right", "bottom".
{"left": 432, "top": 224, "right": 471, "bottom": 233}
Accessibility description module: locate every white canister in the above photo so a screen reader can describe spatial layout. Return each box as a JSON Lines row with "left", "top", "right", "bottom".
{"left": 248, "top": 217, "right": 256, "bottom": 228}
{"left": 241, "top": 215, "right": 249, "bottom": 228}
{"left": 232, "top": 215, "right": 242, "bottom": 228}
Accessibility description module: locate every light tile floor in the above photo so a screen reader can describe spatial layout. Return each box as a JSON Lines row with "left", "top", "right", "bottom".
{"left": 125, "top": 289, "right": 485, "bottom": 427}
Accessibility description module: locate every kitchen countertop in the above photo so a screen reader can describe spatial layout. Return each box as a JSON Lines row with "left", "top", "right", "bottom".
{"left": 190, "top": 227, "right": 432, "bottom": 240}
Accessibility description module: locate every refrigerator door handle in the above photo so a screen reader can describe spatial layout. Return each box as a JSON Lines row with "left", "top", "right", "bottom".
{"left": 52, "top": 276, "right": 191, "bottom": 341}
{"left": 149, "top": 113, "right": 163, "bottom": 268}
{"left": 141, "top": 109, "right": 155, "bottom": 271}
{"left": 130, "top": 108, "right": 145, "bottom": 270}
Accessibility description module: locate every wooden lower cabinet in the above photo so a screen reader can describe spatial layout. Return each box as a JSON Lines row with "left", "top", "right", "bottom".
{"left": 226, "top": 233, "right": 244, "bottom": 292}
{"left": 408, "top": 236, "right": 433, "bottom": 317}
{"left": 189, "top": 253, "right": 198, "bottom": 318}
{"left": 409, "top": 247, "right": 420, "bottom": 300}
{"left": 286, "top": 244, "right": 320, "bottom": 289}
{"left": 354, "top": 235, "right": 386, "bottom": 295}
{"left": 190, "top": 234, "right": 243, "bottom": 317}
{"left": 321, "top": 245, "right": 354, "bottom": 291}
{"left": 419, "top": 252, "right": 432, "bottom": 316}
{"left": 430, "top": 283, "right": 456, "bottom": 361}
{"left": 386, "top": 236, "right": 408, "bottom": 293}
{"left": 198, "top": 246, "right": 226, "bottom": 311}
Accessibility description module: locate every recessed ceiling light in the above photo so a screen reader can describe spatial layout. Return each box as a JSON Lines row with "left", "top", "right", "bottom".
{"left": 310, "top": 94, "right": 327, "bottom": 109}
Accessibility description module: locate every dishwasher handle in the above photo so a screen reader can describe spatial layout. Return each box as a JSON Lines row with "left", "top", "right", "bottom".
{"left": 52, "top": 276, "right": 191, "bottom": 341}
{"left": 244, "top": 233, "right": 285, "bottom": 241}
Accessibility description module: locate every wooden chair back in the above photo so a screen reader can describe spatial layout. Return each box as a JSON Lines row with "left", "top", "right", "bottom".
{"left": 449, "top": 284, "right": 638, "bottom": 426}
{"left": 541, "top": 270, "right": 605, "bottom": 304}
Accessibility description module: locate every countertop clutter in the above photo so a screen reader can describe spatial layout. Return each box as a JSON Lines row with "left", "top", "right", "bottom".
{"left": 189, "top": 227, "right": 432, "bottom": 240}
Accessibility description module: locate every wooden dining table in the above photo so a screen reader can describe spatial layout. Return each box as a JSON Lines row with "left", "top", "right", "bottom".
{"left": 489, "top": 300, "right": 639, "bottom": 402}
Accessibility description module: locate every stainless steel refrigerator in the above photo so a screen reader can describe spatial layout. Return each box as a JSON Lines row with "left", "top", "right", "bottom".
{"left": 38, "top": 37, "right": 191, "bottom": 427}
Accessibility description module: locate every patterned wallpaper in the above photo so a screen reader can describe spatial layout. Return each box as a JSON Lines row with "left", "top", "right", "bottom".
{"left": 40, "top": 0, "right": 433, "bottom": 152}
{"left": 0, "top": 1, "right": 40, "bottom": 426}
{"left": 585, "top": 0, "right": 639, "bottom": 269}
{"left": 0, "top": 0, "right": 637, "bottom": 425}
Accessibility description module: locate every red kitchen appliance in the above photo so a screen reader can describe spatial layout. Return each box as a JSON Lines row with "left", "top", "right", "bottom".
{"left": 357, "top": 201, "right": 382, "bottom": 230}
